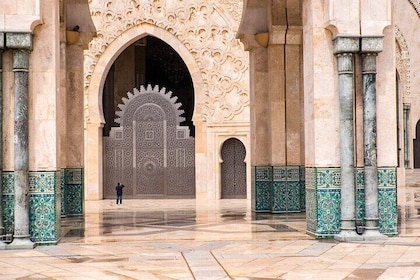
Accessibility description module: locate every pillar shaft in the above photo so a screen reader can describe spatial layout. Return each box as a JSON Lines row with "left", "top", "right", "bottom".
{"left": 0, "top": 45, "right": 4, "bottom": 236}
{"left": 338, "top": 53, "right": 356, "bottom": 229}
{"left": 3, "top": 32, "right": 35, "bottom": 248}
{"left": 13, "top": 49, "right": 30, "bottom": 238}
{"left": 360, "top": 37, "right": 387, "bottom": 240}
{"left": 362, "top": 53, "right": 379, "bottom": 227}
{"left": 333, "top": 37, "right": 362, "bottom": 241}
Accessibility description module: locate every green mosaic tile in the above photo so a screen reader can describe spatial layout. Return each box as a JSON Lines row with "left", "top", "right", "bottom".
{"left": 315, "top": 168, "right": 341, "bottom": 189}
{"left": 60, "top": 169, "right": 66, "bottom": 217}
{"left": 378, "top": 167, "right": 397, "bottom": 188}
{"left": 305, "top": 167, "right": 341, "bottom": 238}
{"left": 379, "top": 187, "right": 398, "bottom": 235}
{"left": 378, "top": 167, "right": 397, "bottom": 235}
{"left": 255, "top": 166, "right": 305, "bottom": 213}
{"left": 306, "top": 187, "right": 316, "bottom": 232}
{"left": 286, "top": 166, "right": 300, "bottom": 182}
{"left": 255, "top": 166, "right": 272, "bottom": 181}
{"left": 29, "top": 194, "right": 58, "bottom": 243}
{"left": 2, "top": 195, "right": 14, "bottom": 234}
{"left": 29, "top": 171, "right": 60, "bottom": 244}
{"left": 66, "top": 184, "right": 83, "bottom": 216}
{"left": 356, "top": 168, "right": 364, "bottom": 188}
{"left": 272, "top": 181, "right": 286, "bottom": 212}
{"left": 299, "top": 166, "right": 306, "bottom": 182}
{"left": 2, "top": 173, "right": 14, "bottom": 194}
{"left": 287, "top": 182, "right": 302, "bottom": 211}
{"left": 62, "top": 168, "right": 84, "bottom": 216}
{"left": 316, "top": 189, "right": 341, "bottom": 235}
{"left": 2, "top": 172, "right": 14, "bottom": 234}
{"left": 273, "top": 166, "right": 287, "bottom": 181}
{"left": 66, "top": 168, "right": 83, "bottom": 184}
{"left": 255, "top": 181, "right": 271, "bottom": 212}
{"left": 29, "top": 172, "right": 56, "bottom": 193}
{"left": 305, "top": 167, "right": 316, "bottom": 189}
{"left": 356, "top": 188, "right": 365, "bottom": 221}
{"left": 300, "top": 181, "right": 306, "bottom": 211}
{"left": 2, "top": 171, "right": 61, "bottom": 244}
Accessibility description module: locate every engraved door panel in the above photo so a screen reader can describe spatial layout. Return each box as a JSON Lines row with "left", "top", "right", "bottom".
{"left": 221, "top": 138, "right": 246, "bottom": 199}
{"left": 103, "top": 86, "right": 195, "bottom": 198}
{"left": 136, "top": 118, "right": 165, "bottom": 196}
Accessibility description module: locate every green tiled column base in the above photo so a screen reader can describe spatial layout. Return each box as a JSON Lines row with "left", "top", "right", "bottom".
{"left": 2, "top": 171, "right": 61, "bottom": 245}
{"left": 305, "top": 167, "right": 341, "bottom": 238}
{"left": 252, "top": 166, "right": 305, "bottom": 213}
{"left": 61, "top": 168, "right": 84, "bottom": 217}
{"left": 306, "top": 166, "right": 398, "bottom": 238}
{"left": 355, "top": 167, "right": 398, "bottom": 236}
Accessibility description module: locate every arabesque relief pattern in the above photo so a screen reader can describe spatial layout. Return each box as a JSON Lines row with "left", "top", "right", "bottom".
{"left": 395, "top": 25, "right": 411, "bottom": 96}
{"left": 85, "top": 0, "right": 249, "bottom": 123}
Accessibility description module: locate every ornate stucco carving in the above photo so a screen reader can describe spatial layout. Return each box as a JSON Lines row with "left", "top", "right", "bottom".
{"left": 395, "top": 25, "right": 411, "bottom": 96}
{"left": 84, "top": 0, "right": 249, "bottom": 124}
{"left": 408, "top": 0, "right": 420, "bottom": 17}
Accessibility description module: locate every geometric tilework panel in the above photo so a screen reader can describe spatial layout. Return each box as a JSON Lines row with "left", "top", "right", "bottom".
{"left": 62, "top": 168, "right": 84, "bottom": 217}
{"left": 355, "top": 167, "right": 398, "bottom": 235}
{"left": 305, "top": 187, "right": 316, "bottom": 233}
{"left": 65, "top": 184, "right": 83, "bottom": 216}
{"left": 305, "top": 166, "right": 398, "bottom": 238}
{"left": 28, "top": 171, "right": 60, "bottom": 244}
{"left": 255, "top": 181, "right": 271, "bottom": 212}
{"left": 378, "top": 167, "right": 398, "bottom": 235}
{"left": 305, "top": 167, "right": 341, "bottom": 238}
{"left": 2, "top": 172, "right": 14, "bottom": 235}
{"left": 356, "top": 168, "right": 365, "bottom": 221}
{"left": 253, "top": 166, "right": 305, "bottom": 213}
{"left": 315, "top": 189, "right": 341, "bottom": 235}
{"left": 254, "top": 166, "right": 272, "bottom": 212}
{"left": 60, "top": 169, "right": 66, "bottom": 217}
{"left": 2, "top": 171, "right": 61, "bottom": 245}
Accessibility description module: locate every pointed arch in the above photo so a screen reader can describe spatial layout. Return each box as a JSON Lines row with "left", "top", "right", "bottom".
{"left": 84, "top": 25, "right": 203, "bottom": 200}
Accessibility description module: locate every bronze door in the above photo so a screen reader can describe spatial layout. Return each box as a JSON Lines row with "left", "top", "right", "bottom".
{"left": 221, "top": 138, "right": 246, "bottom": 199}
{"left": 103, "top": 86, "right": 195, "bottom": 198}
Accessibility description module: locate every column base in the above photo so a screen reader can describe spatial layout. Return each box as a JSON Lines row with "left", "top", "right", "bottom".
{"left": 0, "top": 242, "right": 6, "bottom": 250}
{"left": 6, "top": 238, "right": 36, "bottom": 250}
{"left": 334, "top": 230, "right": 364, "bottom": 242}
{"left": 362, "top": 229, "right": 388, "bottom": 241}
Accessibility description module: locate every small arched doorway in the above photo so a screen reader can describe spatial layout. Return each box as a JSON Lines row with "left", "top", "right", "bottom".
{"left": 221, "top": 138, "right": 246, "bottom": 199}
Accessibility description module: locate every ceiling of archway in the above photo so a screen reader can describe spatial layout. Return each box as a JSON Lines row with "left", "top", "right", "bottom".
{"left": 85, "top": 0, "right": 249, "bottom": 123}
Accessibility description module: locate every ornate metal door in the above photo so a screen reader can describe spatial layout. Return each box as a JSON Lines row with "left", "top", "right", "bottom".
{"left": 221, "top": 138, "right": 246, "bottom": 198}
{"left": 103, "top": 85, "right": 195, "bottom": 198}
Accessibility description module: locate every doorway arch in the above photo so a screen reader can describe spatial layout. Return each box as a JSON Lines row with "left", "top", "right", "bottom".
{"left": 84, "top": 25, "right": 205, "bottom": 200}
{"left": 220, "top": 138, "right": 246, "bottom": 199}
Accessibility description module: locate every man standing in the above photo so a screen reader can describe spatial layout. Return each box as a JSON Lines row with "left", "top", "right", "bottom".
{"left": 116, "top": 182, "right": 124, "bottom": 204}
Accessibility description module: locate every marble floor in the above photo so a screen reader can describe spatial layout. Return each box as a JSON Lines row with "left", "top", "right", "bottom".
{"left": 0, "top": 197, "right": 419, "bottom": 280}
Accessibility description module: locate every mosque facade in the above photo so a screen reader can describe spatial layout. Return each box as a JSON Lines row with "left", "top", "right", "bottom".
{"left": 0, "top": 0, "right": 418, "bottom": 247}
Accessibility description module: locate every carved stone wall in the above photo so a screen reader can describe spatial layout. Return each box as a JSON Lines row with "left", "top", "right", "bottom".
{"left": 395, "top": 25, "right": 411, "bottom": 96}
{"left": 84, "top": 0, "right": 249, "bottom": 124}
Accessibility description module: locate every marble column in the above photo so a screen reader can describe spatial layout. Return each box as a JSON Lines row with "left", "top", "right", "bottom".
{"left": 6, "top": 33, "right": 35, "bottom": 249}
{"left": 360, "top": 37, "right": 387, "bottom": 240}
{"left": 333, "top": 37, "right": 363, "bottom": 242}
{"left": 0, "top": 33, "right": 5, "bottom": 248}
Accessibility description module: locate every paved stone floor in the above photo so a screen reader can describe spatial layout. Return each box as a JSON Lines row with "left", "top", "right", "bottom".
{"left": 0, "top": 195, "right": 419, "bottom": 280}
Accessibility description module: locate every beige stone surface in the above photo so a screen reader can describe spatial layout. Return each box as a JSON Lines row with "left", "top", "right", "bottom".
{"left": 0, "top": 0, "right": 41, "bottom": 32}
